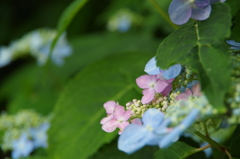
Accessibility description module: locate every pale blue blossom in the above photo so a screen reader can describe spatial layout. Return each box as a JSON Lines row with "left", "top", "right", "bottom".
{"left": 118, "top": 108, "right": 170, "bottom": 154}
{"left": 144, "top": 56, "right": 182, "bottom": 79}
{"left": 11, "top": 133, "right": 34, "bottom": 159}
{"left": 159, "top": 109, "right": 200, "bottom": 148}
{"left": 226, "top": 40, "right": 240, "bottom": 51}
{"left": 0, "top": 47, "right": 13, "bottom": 67}
{"left": 29, "top": 123, "right": 50, "bottom": 148}
{"left": 31, "top": 33, "right": 72, "bottom": 66}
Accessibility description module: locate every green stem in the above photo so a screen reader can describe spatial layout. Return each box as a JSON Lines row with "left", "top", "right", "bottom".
{"left": 203, "top": 121, "right": 209, "bottom": 137}
{"left": 225, "top": 149, "right": 232, "bottom": 159}
{"left": 182, "top": 144, "right": 211, "bottom": 158}
{"left": 149, "top": 0, "right": 179, "bottom": 30}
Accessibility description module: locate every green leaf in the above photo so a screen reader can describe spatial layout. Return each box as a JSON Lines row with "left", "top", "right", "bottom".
{"left": 230, "top": 135, "right": 240, "bottom": 158}
{"left": 89, "top": 137, "right": 159, "bottom": 159}
{"left": 154, "top": 142, "right": 196, "bottom": 159}
{"left": 48, "top": 52, "right": 154, "bottom": 159}
{"left": 50, "top": 0, "right": 89, "bottom": 53}
{"left": 156, "top": 3, "right": 232, "bottom": 111}
{"left": 231, "top": 9, "right": 240, "bottom": 42}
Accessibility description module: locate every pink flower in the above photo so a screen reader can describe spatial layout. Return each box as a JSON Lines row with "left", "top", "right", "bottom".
{"left": 100, "top": 101, "right": 132, "bottom": 134}
{"left": 136, "top": 74, "right": 174, "bottom": 104}
{"left": 100, "top": 101, "right": 117, "bottom": 124}
{"left": 176, "top": 83, "right": 201, "bottom": 101}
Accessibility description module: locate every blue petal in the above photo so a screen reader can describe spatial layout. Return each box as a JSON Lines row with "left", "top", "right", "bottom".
{"left": 159, "top": 109, "right": 199, "bottom": 148}
{"left": 168, "top": 0, "right": 192, "bottom": 25}
{"left": 118, "top": 124, "right": 151, "bottom": 154}
{"left": 142, "top": 108, "right": 164, "bottom": 129}
{"left": 191, "top": 5, "right": 211, "bottom": 20}
{"left": 162, "top": 64, "right": 182, "bottom": 79}
{"left": 194, "top": 0, "right": 210, "bottom": 7}
{"left": 226, "top": 40, "right": 240, "bottom": 46}
{"left": 144, "top": 57, "right": 161, "bottom": 75}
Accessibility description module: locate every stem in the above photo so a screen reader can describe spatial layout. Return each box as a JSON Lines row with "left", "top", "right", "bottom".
{"left": 225, "top": 149, "right": 232, "bottom": 159}
{"left": 203, "top": 121, "right": 209, "bottom": 137}
{"left": 149, "top": 0, "right": 179, "bottom": 30}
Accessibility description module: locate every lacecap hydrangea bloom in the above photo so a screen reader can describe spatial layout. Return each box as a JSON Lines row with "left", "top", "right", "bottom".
{"left": 0, "top": 28, "right": 72, "bottom": 67}
{"left": 168, "top": 0, "right": 226, "bottom": 25}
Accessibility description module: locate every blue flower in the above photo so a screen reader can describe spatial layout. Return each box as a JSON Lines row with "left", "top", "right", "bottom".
{"left": 159, "top": 109, "right": 200, "bottom": 148}
{"left": 168, "top": 0, "right": 212, "bottom": 25}
{"left": 226, "top": 40, "right": 240, "bottom": 51}
{"left": 12, "top": 133, "right": 34, "bottom": 159}
{"left": 29, "top": 123, "right": 50, "bottom": 148}
{"left": 144, "top": 57, "right": 182, "bottom": 79}
{"left": 118, "top": 108, "right": 170, "bottom": 154}
{"left": 31, "top": 33, "right": 72, "bottom": 66}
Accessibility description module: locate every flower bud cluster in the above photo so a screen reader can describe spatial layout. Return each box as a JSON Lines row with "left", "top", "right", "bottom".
{"left": 126, "top": 92, "right": 179, "bottom": 119}
{"left": 165, "top": 95, "right": 218, "bottom": 126}
{"left": 172, "top": 66, "right": 198, "bottom": 91}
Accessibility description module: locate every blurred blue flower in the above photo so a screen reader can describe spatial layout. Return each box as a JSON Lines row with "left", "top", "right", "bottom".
{"left": 33, "top": 33, "right": 72, "bottom": 66}
{"left": 144, "top": 57, "right": 182, "bottom": 79}
{"left": 0, "top": 47, "right": 13, "bottom": 68}
{"left": 118, "top": 108, "right": 170, "bottom": 154}
{"left": 118, "top": 15, "right": 132, "bottom": 32}
{"left": 168, "top": 0, "right": 211, "bottom": 25}
{"left": 159, "top": 109, "right": 199, "bottom": 148}
{"left": 226, "top": 40, "right": 240, "bottom": 51}
{"left": 12, "top": 133, "right": 34, "bottom": 159}
{"left": 29, "top": 123, "right": 50, "bottom": 148}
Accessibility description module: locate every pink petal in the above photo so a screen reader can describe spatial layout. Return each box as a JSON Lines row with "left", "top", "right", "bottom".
{"left": 141, "top": 88, "right": 155, "bottom": 104}
{"left": 136, "top": 75, "right": 151, "bottom": 89}
{"left": 161, "top": 84, "right": 172, "bottom": 96}
{"left": 118, "top": 121, "right": 130, "bottom": 134}
{"left": 166, "top": 78, "right": 174, "bottom": 83}
{"left": 131, "top": 118, "right": 143, "bottom": 125}
{"left": 113, "top": 105, "right": 131, "bottom": 121}
{"left": 185, "top": 88, "right": 193, "bottom": 96}
{"left": 102, "top": 119, "right": 118, "bottom": 132}
{"left": 154, "top": 80, "right": 169, "bottom": 93}
{"left": 176, "top": 93, "right": 189, "bottom": 101}
{"left": 104, "top": 101, "right": 116, "bottom": 114}
{"left": 192, "top": 83, "right": 201, "bottom": 97}
{"left": 100, "top": 115, "right": 113, "bottom": 124}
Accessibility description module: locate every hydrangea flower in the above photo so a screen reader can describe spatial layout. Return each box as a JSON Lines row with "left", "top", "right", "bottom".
{"left": 136, "top": 74, "right": 173, "bottom": 104}
{"left": 32, "top": 33, "right": 72, "bottom": 66}
{"left": 226, "top": 40, "right": 240, "bottom": 51}
{"left": 176, "top": 83, "right": 201, "bottom": 101}
{"left": 144, "top": 57, "right": 182, "bottom": 79}
{"left": 169, "top": 0, "right": 212, "bottom": 25}
{"left": 29, "top": 123, "right": 50, "bottom": 148}
{"left": 101, "top": 101, "right": 132, "bottom": 134}
{"left": 0, "top": 47, "right": 13, "bottom": 67}
{"left": 12, "top": 133, "right": 34, "bottom": 159}
{"left": 118, "top": 108, "right": 170, "bottom": 154}
{"left": 159, "top": 109, "right": 200, "bottom": 148}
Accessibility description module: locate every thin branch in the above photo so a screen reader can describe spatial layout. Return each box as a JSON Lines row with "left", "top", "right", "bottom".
{"left": 149, "top": 0, "right": 179, "bottom": 30}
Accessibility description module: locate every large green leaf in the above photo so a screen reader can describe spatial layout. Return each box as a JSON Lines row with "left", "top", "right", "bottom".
{"left": 154, "top": 142, "right": 196, "bottom": 159}
{"left": 50, "top": 0, "right": 89, "bottom": 53}
{"left": 156, "top": 3, "right": 232, "bottom": 111}
{"left": 48, "top": 52, "right": 154, "bottom": 159}
{"left": 89, "top": 137, "right": 158, "bottom": 159}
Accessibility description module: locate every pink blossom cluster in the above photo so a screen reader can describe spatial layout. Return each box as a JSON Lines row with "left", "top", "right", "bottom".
{"left": 176, "top": 83, "right": 201, "bottom": 101}
{"left": 136, "top": 73, "right": 174, "bottom": 104}
{"left": 100, "top": 101, "right": 132, "bottom": 134}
